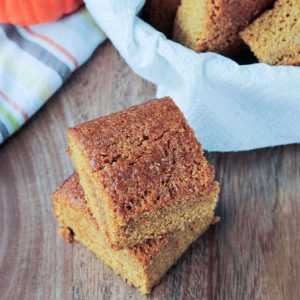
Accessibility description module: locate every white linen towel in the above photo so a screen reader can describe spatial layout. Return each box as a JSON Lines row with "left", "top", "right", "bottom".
{"left": 85, "top": 0, "right": 300, "bottom": 152}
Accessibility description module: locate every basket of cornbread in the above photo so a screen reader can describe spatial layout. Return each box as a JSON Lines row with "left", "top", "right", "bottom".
{"left": 52, "top": 97, "right": 220, "bottom": 294}
{"left": 143, "top": 0, "right": 299, "bottom": 65}
{"left": 83, "top": 0, "right": 299, "bottom": 152}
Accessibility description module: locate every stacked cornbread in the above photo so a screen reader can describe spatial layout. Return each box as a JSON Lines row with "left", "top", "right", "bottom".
{"left": 52, "top": 97, "right": 220, "bottom": 294}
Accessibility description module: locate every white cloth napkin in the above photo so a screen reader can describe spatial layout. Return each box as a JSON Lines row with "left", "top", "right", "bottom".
{"left": 85, "top": 0, "right": 300, "bottom": 152}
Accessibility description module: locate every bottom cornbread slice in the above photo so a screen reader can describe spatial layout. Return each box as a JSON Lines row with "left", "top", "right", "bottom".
{"left": 52, "top": 173, "right": 218, "bottom": 294}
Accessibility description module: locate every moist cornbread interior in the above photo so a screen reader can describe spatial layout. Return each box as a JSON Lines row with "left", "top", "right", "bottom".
{"left": 52, "top": 174, "right": 217, "bottom": 294}
{"left": 240, "top": 0, "right": 300, "bottom": 65}
{"left": 173, "top": 0, "right": 275, "bottom": 56}
{"left": 67, "top": 97, "right": 219, "bottom": 249}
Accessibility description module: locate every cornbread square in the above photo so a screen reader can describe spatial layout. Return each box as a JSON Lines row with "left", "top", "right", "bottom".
{"left": 173, "top": 0, "right": 275, "bottom": 56}
{"left": 240, "top": 0, "right": 300, "bottom": 65}
{"left": 52, "top": 174, "right": 218, "bottom": 294}
{"left": 67, "top": 97, "right": 219, "bottom": 249}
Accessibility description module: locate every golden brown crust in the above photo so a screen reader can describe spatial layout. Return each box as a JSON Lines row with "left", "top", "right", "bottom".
{"left": 52, "top": 173, "right": 98, "bottom": 226}
{"left": 67, "top": 97, "right": 215, "bottom": 220}
{"left": 53, "top": 173, "right": 85, "bottom": 208}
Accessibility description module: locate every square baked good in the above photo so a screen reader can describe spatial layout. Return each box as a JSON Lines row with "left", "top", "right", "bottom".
{"left": 67, "top": 97, "right": 219, "bottom": 249}
{"left": 52, "top": 174, "right": 218, "bottom": 294}
{"left": 173, "top": 0, "right": 275, "bottom": 56}
{"left": 240, "top": 0, "right": 300, "bottom": 65}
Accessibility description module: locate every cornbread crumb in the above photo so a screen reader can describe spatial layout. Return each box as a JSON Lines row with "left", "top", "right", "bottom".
{"left": 173, "top": 0, "right": 275, "bottom": 56}
{"left": 211, "top": 216, "right": 221, "bottom": 225}
{"left": 67, "top": 97, "right": 219, "bottom": 249}
{"left": 52, "top": 174, "right": 218, "bottom": 294}
{"left": 240, "top": 0, "right": 300, "bottom": 65}
{"left": 59, "top": 227, "right": 74, "bottom": 243}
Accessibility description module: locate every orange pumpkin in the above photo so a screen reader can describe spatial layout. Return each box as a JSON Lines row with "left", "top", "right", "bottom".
{"left": 0, "top": 0, "right": 83, "bottom": 26}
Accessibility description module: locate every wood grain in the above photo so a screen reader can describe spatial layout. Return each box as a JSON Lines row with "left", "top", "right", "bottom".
{"left": 0, "top": 41, "right": 299, "bottom": 300}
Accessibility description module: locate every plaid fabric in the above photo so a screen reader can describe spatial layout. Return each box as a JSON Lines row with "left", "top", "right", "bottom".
{"left": 0, "top": 8, "right": 106, "bottom": 144}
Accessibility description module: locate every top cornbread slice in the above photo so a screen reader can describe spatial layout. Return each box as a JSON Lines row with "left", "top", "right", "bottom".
{"left": 240, "top": 0, "right": 300, "bottom": 65}
{"left": 67, "top": 97, "right": 219, "bottom": 249}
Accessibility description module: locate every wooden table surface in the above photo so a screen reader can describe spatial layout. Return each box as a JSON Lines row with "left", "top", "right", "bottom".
{"left": 0, "top": 41, "right": 299, "bottom": 300}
